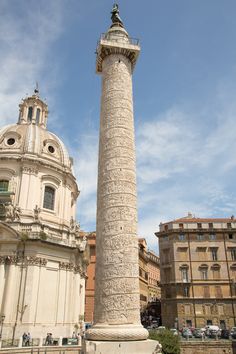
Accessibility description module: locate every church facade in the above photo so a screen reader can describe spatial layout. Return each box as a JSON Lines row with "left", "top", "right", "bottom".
{"left": 0, "top": 90, "right": 88, "bottom": 340}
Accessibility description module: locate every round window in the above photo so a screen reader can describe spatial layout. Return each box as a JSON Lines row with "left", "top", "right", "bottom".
{"left": 7, "top": 138, "right": 15, "bottom": 145}
{"left": 48, "top": 145, "right": 55, "bottom": 153}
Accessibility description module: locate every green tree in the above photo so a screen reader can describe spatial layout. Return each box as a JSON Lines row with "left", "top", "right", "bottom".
{"left": 149, "top": 329, "right": 180, "bottom": 354}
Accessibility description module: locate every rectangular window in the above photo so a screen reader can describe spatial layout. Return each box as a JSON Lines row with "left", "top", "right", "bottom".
{"left": 197, "top": 234, "right": 204, "bottom": 241}
{"left": 208, "top": 222, "right": 213, "bottom": 228}
{"left": 215, "top": 286, "right": 223, "bottom": 298}
{"left": 227, "top": 223, "right": 232, "bottom": 229}
{"left": 197, "top": 223, "right": 202, "bottom": 229}
{"left": 205, "top": 305, "right": 211, "bottom": 315}
{"left": 186, "top": 319, "right": 192, "bottom": 327}
{"left": 231, "top": 267, "right": 236, "bottom": 281}
{"left": 178, "top": 247, "right": 188, "bottom": 261}
{"left": 185, "top": 305, "right": 191, "bottom": 315}
{"left": 212, "top": 267, "right": 220, "bottom": 280}
{"left": 179, "top": 223, "right": 184, "bottom": 229}
{"left": 229, "top": 234, "right": 233, "bottom": 240}
{"left": 43, "top": 186, "right": 55, "bottom": 210}
{"left": 183, "top": 286, "right": 190, "bottom": 297}
{"left": 211, "top": 248, "right": 218, "bottom": 261}
{"left": 181, "top": 268, "right": 189, "bottom": 282}
{"left": 209, "top": 234, "right": 216, "bottom": 241}
{"left": 179, "top": 234, "right": 185, "bottom": 241}
{"left": 203, "top": 286, "right": 210, "bottom": 298}
{"left": 197, "top": 247, "right": 207, "bottom": 260}
{"left": 201, "top": 268, "right": 208, "bottom": 280}
{"left": 0, "top": 180, "right": 9, "bottom": 191}
{"left": 195, "top": 304, "right": 203, "bottom": 315}
{"left": 231, "top": 249, "right": 236, "bottom": 261}
{"left": 218, "top": 305, "right": 224, "bottom": 315}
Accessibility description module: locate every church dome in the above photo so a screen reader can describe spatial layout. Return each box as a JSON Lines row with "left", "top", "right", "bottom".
{"left": 0, "top": 90, "right": 72, "bottom": 170}
{"left": 0, "top": 123, "right": 72, "bottom": 169}
{"left": 0, "top": 88, "right": 79, "bottom": 228}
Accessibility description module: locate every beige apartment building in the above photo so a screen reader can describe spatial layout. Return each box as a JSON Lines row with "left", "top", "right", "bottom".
{"left": 139, "top": 239, "right": 149, "bottom": 311}
{"left": 156, "top": 213, "right": 236, "bottom": 329}
{"left": 147, "top": 250, "right": 161, "bottom": 302}
{"left": 85, "top": 236, "right": 161, "bottom": 322}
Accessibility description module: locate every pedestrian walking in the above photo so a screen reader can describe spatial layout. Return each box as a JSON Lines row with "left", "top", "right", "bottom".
{"left": 25, "top": 332, "right": 31, "bottom": 346}
{"left": 22, "top": 332, "right": 27, "bottom": 346}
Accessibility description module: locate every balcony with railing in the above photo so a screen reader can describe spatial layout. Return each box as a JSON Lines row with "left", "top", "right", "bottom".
{"left": 99, "top": 33, "right": 140, "bottom": 46}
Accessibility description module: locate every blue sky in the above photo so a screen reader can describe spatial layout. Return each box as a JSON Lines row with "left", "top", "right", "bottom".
{"left": 1, "top": 0, "right": 236, "bottom": 253}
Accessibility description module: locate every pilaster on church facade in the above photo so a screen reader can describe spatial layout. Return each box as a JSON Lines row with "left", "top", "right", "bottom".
{"left": 0, "top": 90, "right": 88, "bottom": 339}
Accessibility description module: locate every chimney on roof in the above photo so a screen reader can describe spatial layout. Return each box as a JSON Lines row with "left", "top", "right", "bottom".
{"left": 231, "top": 215, "right": 235, "bottom": 220}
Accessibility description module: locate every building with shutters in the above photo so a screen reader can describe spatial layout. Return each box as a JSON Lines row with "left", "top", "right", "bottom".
{"left": 156, "top": 213, "right": 236, "bottom": 329}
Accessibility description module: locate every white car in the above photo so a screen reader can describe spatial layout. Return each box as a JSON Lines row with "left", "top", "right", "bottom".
{"left": 170, "top": 328, "right": 178, "bottom": 336}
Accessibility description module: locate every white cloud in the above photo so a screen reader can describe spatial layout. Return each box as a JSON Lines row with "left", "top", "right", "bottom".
{"left": 71, "top": 87, "right": 236, "bottom": 254}
{"left": 0, "top": 1, "right": 65, "bottom": 125}
{"left": 136, "top": 89, "right": 236, "bottom": 253}
{"left": 72, "top": 133, "right": 98, "bottom": 229}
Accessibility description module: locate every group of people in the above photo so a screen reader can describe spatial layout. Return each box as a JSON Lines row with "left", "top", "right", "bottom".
{"left": 22, "top": 330, "right": 83, "bottom": 347}
{"left": 22, "top": 332, "right": 31, "bottom": 346}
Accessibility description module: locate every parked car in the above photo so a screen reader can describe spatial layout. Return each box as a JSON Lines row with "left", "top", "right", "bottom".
{"left": 231, "top": 327, "right": 236, "bottom": 339}
{"left": 170, "top": 328, "right": 178, "bottom": 336}
{"left": 205, "top": 325, "right": 220, "bottom": 337}
{"left": 150, "top": 321, "right": 159, "bottom": 329}
{"left": 156, "top": 326, "right": 166, "bottom": 332}
{"left": 209, "top": 328, "right": 221, "bottom": 339}
{"left": 220, "top": 329, "right": 230, "bottom": 339}
{"left": 182, "top": 328, "right": 193, "bottom": 338}
{"left": 193, "top": 328, "right": 203, "bottom": 338}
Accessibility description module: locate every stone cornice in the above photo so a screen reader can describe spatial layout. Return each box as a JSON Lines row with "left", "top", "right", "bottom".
{"left": 0, "top": 255, "right": 48, "bottom": 266}
{"left": 0, "top": 155, "right": 78, "bottom": 191}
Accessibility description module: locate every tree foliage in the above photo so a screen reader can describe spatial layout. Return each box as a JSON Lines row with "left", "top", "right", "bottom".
{"left": 149, "top": 329, "right": 180, "bottom": 354}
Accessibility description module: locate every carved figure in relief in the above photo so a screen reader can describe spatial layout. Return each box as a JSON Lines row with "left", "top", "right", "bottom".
{"left": 103, "top": 262, "right": 138, "bottom": 278}
{"left": 33, "top": 205, "right": 41, "bottom": 220}
{"left": 14, "top": 204, "right": 21, "bottom": 220}
{"left": 78, "top": 235, "right": 87, "bottom": 251}
{"left": 103, "top": 233, "right": 137, "bottom": 250}
{"left": 5, "top": 202, "right": 14, "bottom": 221}
{"left": 5, "top": 202, "right": 21, "bottom": 221}
{"left": 101, "top": 278, "right": 138, "bottom": 296}
{"left": 70, "top": 217, "right": 75, "bottom": 230}
{"left": 75, "top": 222, "right": 80, "bottom": 233}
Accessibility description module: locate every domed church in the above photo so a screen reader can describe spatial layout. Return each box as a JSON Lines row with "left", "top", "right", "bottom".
{"left": 0, "top": 89, "right": 88, "bottom": 340}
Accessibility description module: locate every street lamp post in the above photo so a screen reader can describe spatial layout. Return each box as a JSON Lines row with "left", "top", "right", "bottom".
{"left": 0, "top": 315, "right": 5, "bottom": 340}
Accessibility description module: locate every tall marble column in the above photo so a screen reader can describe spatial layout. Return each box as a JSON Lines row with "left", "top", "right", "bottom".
{"left": 86, "top": 11, "right": 148, "bottom": 343}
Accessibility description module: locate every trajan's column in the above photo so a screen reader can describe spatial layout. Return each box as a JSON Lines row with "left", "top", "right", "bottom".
{"left": 86, "top": 5, "right": 161, "bottom": 354}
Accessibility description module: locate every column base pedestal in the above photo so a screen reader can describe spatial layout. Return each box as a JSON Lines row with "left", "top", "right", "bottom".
{"left": 84, "top": 339, "right": 162, "bottom": 354}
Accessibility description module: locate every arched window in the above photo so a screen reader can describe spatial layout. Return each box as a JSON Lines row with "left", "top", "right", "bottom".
{"left": 180, "top": 264, "right": 189, "bottom": 282}
{"left": 43, "top": 186, "right": 55, "bottom": 210}
{"left": 211, "top": 264, "right": 221, "bottom": 280}
{"left": 36, "top": 108, "right": 40, "bottom": 123}
{"left": 28, "top": 106, "right": 33, "bottom": 122}
{"left": 199, "top": 264, "right": 208, "bottom": 280}
{"left": 0, "top": 180, "right": 9, "bottom": 191}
